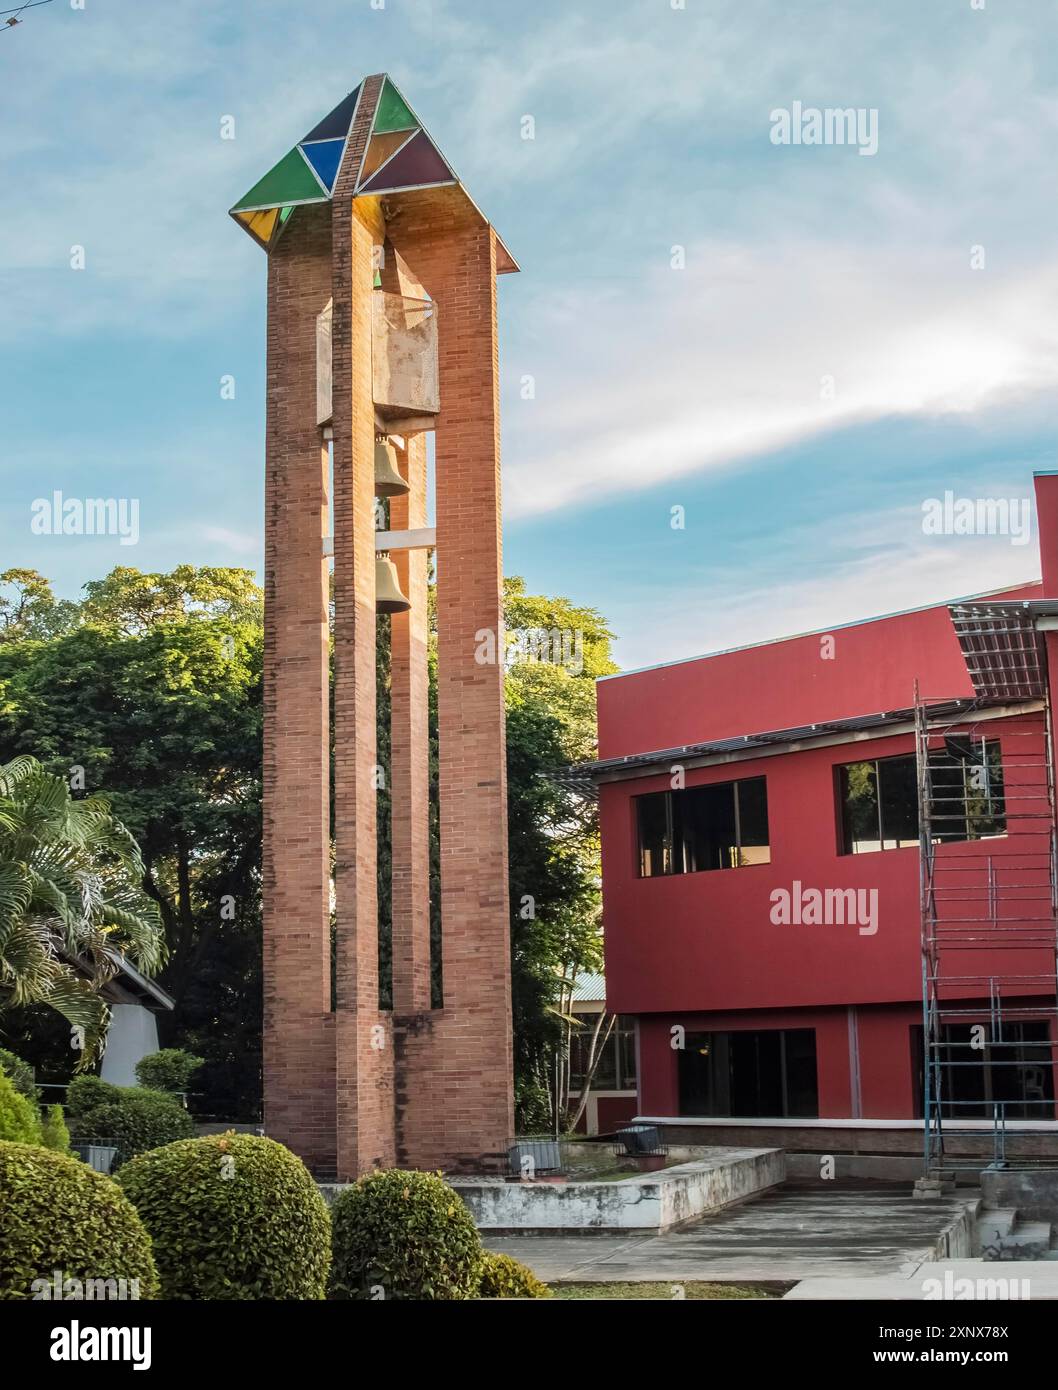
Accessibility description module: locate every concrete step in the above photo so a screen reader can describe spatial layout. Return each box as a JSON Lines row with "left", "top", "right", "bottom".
{"left": 1005, "top": 1220, "right": 1053, "bottom": 1250}
{"left": 977, "top": 1208, "right": 1016, "bottom": 1249}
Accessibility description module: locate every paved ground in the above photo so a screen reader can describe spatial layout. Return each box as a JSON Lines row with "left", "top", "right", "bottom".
{"left": 484, "top": 1183, "right": 976, "bottom": 1285}
{"left": 786, "top": 1259, "right": 1058, "bottom": 1299}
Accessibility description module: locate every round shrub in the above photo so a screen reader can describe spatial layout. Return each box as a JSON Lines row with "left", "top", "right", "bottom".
{"left": 0, "top": 1047, "right": 36, "bottom": 1099}
{"left": 66, "top": 1075, "right": 192, "bottom": 1169}
{"left": 0, "top": 1069, "right": 41, "bottom": 1144}
{"left": 478, "top": 1250, "right": 551, "bottom": 1299}
{"left": 134, "top": 1048, "right": 203, "bottom": 1095}
{"left": 329, "top": 1168, "right": 483, "bottom": 1301}
{"left": 117, "top": 1132, "right": 330, "bottom": 1300}
{"left": 0, "top": 1141, "right": 158, "bottom": 1301}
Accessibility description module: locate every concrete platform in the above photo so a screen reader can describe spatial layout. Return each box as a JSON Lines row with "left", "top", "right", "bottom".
{"left": 485, "top": 1183, "right": 975, "bottom": 1283}
{"left": 785, "top": 1259, "right": 1053, "bottom": 1299}
{"left": 454, "top": 1147, "right": 784, "bottom": 1233}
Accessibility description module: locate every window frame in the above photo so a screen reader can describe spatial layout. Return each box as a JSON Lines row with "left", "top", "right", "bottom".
{"left": 836, "top": 742, "right": 1006, "bottom": 856}
{"left": 634, "top": 775, "right": 771, "bottom": 879}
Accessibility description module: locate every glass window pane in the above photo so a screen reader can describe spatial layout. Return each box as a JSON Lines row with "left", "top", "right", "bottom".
{"left": 676, "top": 783, "right": 737, "bottom": 872}
{"left": 840, "top": 761, "right": 880, "bottom": 853}
{"left": 878, "top": 754, "right": 918, "bottom": 848}
{"left": 636, "top": 793, "right": 671, "bottom": 876}
{"left": 967, "top": 741, "right": 1006, "bottom": 839}
{"left": 616, "top": 1020, "right": 637, "bottom": 1090}
{"left": 736, "top": 777, "right": 771, "bottom": 865}
{"left": 928, "top": 749, "right": 968, "bottom": 842}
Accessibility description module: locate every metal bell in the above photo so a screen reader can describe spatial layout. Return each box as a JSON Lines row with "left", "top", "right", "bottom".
{"left": 374, "top": 438, "right": 409, "bottom": 497}
{"left": 375, "top": 555, "right": 411, "bottom": 614}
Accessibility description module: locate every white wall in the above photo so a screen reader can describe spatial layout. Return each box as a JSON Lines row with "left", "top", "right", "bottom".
{"left": 100, "top": 1004, "right": 160, "bottom": 1087}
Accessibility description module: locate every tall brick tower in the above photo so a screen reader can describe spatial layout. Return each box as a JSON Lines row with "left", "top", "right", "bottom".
{"left": 231, "top": 75, "right": 518, "bottom": 1179}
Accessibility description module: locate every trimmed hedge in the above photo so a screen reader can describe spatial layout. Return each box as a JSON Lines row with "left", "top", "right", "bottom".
{"left": 134, "top": 1048, "right": 203, "bottom": 1095}
{"left": 329, "top": 1169, "right": 483, "bottom": 1301}
{"left": 66, "top": 1075, "right": 192, "bottom": 1169}
{"left": 0, "top": 1069, "right": 41, "bottom": 1145}
{"left": 478, "top": 1250, "right": 551, "bottom": 1299}
{"left": 0, "top": 1141, "right": 158, "bottom": 1301}
{"left": 117, "top": 1132, "right": 330, "bottom": 1300}
{"left": 0, "top": 1048, "right": 35, "bottom": 1099}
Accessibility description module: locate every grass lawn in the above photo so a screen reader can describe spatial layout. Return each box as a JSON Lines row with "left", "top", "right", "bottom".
{"left": 549, "top": 1281, "right": 785, "bottom": 1300}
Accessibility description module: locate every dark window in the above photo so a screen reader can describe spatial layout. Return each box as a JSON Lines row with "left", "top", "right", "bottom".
{"left": 636, "top": 777, "right": 771, "bottom": 877}
{"left": 678, "top": 1028, "right": 818, "bottom": 1117}
{"left": 569, "top": 1015, "right": 637, "bottom": 1092}
{"left": 838, "top": 743, "right": 1005, "bottom": 855}
{"left": 912, "top": 1021, "right": 1054, "bottom": 1120}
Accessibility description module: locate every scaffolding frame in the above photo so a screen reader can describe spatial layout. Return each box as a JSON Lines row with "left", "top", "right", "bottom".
{"left": 917, "top": 686, "right": 1058, "bottom": 1174}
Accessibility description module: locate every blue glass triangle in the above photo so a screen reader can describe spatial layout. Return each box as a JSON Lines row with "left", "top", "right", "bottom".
{"left": 301, "top": 85, "right": 361, "bottom": 143}
{"left": 299, "top": 138, "right": 345, "bottom": 193}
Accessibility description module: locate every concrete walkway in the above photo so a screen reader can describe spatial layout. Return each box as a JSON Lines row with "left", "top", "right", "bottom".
{"left": 484, "top": 1183, "right": 975, "bottom": 1285}
{"left": 785, "top": 1259, "right": 1058, "bottom": 1299}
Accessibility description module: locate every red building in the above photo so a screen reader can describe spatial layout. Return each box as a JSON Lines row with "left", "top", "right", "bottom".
{"left": 591, "top": 473, "right": 1058, "bottom": 1162}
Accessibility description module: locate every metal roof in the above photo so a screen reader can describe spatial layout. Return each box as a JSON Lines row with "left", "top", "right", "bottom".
{"left": 555, "top": 697, "right": 1037, "bottom": 795}
{"left": 949, "top": 599, "right": 1058, "bottom": 702}
{"left": 571, "top": 970, "right": 606, "bottom": 1003}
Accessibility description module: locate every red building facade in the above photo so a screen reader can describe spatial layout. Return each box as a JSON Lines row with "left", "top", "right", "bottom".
{"left": 596, "top": 473, "right": 1058, "bottom": 1136}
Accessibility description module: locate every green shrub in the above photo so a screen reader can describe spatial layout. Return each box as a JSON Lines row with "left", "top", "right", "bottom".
{"left": 117, "top": 1132, "right": 329, "bottom": 1300}
{"left": 134, "top": 1048, "right": 203, "bottom": 1094}
{"left": 40, "top": 1104, "right": 71, "bottom": 1154}
{"left": 0, "top": 1069, "right": 42, "bottom": 1145}
{"left": 66, "top": 1075, "right": 192, "bottom": 1169}
{"left": 0, "top": 1141, "right": 158, "bottom": 1301}
{"left": 329, "top": 1168, "right": 483, "bottom": 1301}
{"left": 0, "top": 1048, "right": 36, "bottom": 1099}
{"left": 477, "top": 1250, "right": 551, "bottom": 1299}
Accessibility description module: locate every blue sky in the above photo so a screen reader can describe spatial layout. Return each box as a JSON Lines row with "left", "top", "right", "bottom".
{"left": 3, "top": 0, "right": 1057, "bottom": 668}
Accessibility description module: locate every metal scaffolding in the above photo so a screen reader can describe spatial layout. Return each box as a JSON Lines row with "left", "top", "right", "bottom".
{"left": 918, "top": 601, "right": 1058, "bottom": 1173}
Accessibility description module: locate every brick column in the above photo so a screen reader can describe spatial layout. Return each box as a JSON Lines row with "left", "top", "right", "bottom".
{"left": 388, "top": 219, "right": 515, "bottom": 1168}
{"left": 262, "top": 203, "right": 336, "bottom": 1173}
{"left": 330, "top": 74, "right": 396, "bottom": 1178}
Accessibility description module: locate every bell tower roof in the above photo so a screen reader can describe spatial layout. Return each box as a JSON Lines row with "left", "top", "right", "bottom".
{"left": 229, "top": 73, "right": 518, "bottom": 272}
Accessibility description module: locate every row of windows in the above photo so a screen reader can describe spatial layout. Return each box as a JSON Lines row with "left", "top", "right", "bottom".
{"left": 676, "top": 1022, "right": 1054, "bottom": 1120}
{"left": 635, "top": 742, "right": 1006, "bottom": 877}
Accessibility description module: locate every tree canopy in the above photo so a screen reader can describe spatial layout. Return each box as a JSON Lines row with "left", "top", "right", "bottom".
{"left": 0, "top": 565, "right": 615, "bottom": 1128}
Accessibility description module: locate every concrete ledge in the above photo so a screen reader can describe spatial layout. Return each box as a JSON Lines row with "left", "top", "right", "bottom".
{"left": 642, "top": 1116, "right": 1058, "bottom": 1161}
{"left": 981, "top": 1169, "right": 1058, "bottom": 1222}
{"left": 786, "top": 1258, "right": 1049, "bottom": 1300}
{"left": 451, "top": 1147, "right": 785, "bottom": 1233}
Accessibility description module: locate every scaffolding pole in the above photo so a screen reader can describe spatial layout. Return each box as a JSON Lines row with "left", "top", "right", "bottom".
{"left": 917, "top": 683, "right": 1058, "bottom": 1175}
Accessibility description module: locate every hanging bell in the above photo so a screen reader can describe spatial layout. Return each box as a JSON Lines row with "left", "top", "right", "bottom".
{"left": 374, "top": 437, "right": 409, "bottom": 497}
{"left": 375, "top": 554, "right": 411, "bottom": 614}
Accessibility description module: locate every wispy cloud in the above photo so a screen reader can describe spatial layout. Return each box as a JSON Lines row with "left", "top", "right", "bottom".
{"left": 504, "top": 244, "right": 1058, "bottom": 517}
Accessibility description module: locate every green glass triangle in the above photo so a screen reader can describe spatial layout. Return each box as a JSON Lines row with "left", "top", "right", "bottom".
{"left": 231, "top": 147, "right": 328, "bottom": 212}
{"left": 373, "top": 78, "right": 418, "bottom": 135}
{"left": 280, "top": 205, "right": 294, "bottom": 223}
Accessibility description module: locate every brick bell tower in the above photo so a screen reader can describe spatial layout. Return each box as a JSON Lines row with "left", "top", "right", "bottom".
{"left": 231, "top": 75, "right": 518, "bottom": 1179}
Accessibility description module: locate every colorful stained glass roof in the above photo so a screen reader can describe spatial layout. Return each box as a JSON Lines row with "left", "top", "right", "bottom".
{"left": 229, "top": 74, "right": 516, "bottom": 270}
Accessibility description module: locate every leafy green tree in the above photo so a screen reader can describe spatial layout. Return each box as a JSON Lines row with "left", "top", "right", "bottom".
{"left": 0, "top": 755, "right": 163, "bottom": 1062}
{"left": 0, "top": 567, "right": 263, "bottom": 1113}
{"left": 0, "top": 564, "right": 616, "bottom": 1131}
{"left": 502, "top": 579, "right": 616, "bottom": 1130}
{"left": 0, "top": 570, "right": 78, "bottom": 644}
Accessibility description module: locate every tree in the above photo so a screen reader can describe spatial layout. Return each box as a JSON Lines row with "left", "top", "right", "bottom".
{"left": 0, "top": 564, "right": 617, "bottom": 1128}
{"left": 0, "top": 567, "right": 263, "bottom": 1113}
{"left": 502, "top": 578, "right": 617, "bottom": 1130}
{"left": 0, "top": 755, "right": 164, "bottom": 1062}
{"left": 0, "top": 569, "right": 78, "bottom": 644}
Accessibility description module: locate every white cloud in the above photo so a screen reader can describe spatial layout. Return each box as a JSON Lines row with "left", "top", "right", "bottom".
{"left": 503, "top": 244, "right": 1058, "bottom": 518}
